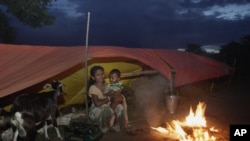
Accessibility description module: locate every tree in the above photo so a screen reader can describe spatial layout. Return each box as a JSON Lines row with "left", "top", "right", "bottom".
{"left": 0, "top": 0, "right": 55, "bottom": 43}
{"left": 238, "top": 34, "right": 250, "bottom": 77}
{"left": 0, "top": 11, "right": 16, "bottom": 43}
{"left": 240, "top": 34, "right": 250, "bottom": 53}
{"left": 240, "top": 34, "right": 250, "bottom": 46}
{"left": 220, "top": 34, "right": 250, "bottom": 78}
{"left": 220, "top": 41, "right": 242, "bottom": 65}
{"left": 186, "top": 43, "right": 204, "bottom": 55}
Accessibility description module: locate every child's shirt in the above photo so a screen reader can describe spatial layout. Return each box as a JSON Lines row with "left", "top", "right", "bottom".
{"left": 105, "top": 81, "right": 123, "bottom": 94}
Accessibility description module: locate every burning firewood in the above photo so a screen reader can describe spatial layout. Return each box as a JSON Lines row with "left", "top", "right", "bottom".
{"left": 151, "top": 102, "right": 219, "bottom": 141}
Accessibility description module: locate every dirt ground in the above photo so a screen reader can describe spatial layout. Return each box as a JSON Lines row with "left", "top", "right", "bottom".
{"left": 1, "top": 75, "right": 249, "bottom": 141}
{"left": 29, "top": 76, "right": 249, "bottom": 141}
{"left": 99, "top": 77, "right": 250, "bottom": 141}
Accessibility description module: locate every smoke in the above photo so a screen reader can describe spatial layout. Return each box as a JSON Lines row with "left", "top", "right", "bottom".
{"left": 131, "top": 74, "right": 170, "bottom": 126}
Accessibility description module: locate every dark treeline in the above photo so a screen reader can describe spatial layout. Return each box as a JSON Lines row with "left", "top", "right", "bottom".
{"left": 186, "top": 34, "right": 250, "bottom": 79}
{"left": 0, "top": 0, "right": 55, "bottom": 43}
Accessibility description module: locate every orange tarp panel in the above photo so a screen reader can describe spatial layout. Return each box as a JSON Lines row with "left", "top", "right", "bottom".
{"left": 154, "top": 49, "right": 231, "bottom": 86}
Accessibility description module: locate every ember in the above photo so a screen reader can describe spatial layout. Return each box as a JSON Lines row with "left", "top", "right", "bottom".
{"left": 151, "top": 102, "right": 218, "bottom": 141}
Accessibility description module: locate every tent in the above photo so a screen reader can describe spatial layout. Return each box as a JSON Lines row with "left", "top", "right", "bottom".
{"left": 0, "top": 44, "right": 232, "bottom": 108}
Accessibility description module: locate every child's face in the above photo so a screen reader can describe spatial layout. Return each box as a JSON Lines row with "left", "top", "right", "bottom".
{"left": 109, "top": 73, "right": 120, "bottom": 84}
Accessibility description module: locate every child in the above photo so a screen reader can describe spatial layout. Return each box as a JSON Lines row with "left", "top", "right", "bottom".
{"left": 105, "top": 69, "right": 129, "bottom": 129}
{"left": 105, "top": 69, "right": 124, "bottom": 110}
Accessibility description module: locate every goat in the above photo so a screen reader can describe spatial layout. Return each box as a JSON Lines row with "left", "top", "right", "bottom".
{"left": 10, "top": 80, "right": 64, "bottom": 141}
{"left": 1, "top": 108, "right": 40, "bottom": 141}
{"left": 0, "top": 108, "right": 11, "bottom": 132}
{"left": 0, "top": 108, "right": 13, "bottom": 141}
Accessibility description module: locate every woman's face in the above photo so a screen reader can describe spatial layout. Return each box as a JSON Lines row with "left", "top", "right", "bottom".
{"left": 93, "top": 69, "right": 105, "bottom": 83}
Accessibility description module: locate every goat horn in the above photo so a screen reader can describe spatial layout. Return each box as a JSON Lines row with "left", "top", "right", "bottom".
{"left": 43, "top": 83, "right": 52, "bottom": 90}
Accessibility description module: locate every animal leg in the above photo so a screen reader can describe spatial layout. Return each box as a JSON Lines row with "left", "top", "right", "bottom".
{"left": 53, "top": 119, "right": 62, "bottom": 140}
{"left": 51, "top": 114, "right": 62, "bottom": 140}
{"left": 54, "top": 126, "right": 63, "bottom": 140}
{"left": 44, "top": 121, "right": 49, "bottom": 140}
{"left": 11, "top": 112, "right": 28, "bottom": 140}
{"left": 12, "top": 129, "right": 18, "bottom": 141}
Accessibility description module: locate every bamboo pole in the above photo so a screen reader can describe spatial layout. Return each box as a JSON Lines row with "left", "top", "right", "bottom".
{"left": 84, "top": 12, "right": 90, "bottom": 120}
{"left": 169, "top": 69, "right": 176, "bottom": 95}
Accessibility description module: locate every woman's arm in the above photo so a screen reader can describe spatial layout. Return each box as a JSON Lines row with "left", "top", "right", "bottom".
{"left": 91, "top": 94, "right": 110, "bottom": 107}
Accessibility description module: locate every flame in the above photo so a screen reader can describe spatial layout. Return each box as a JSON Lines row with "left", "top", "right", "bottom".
{"left": 151, "top": 127, "right": 169, "bottom": 134}
{"left": 185, "top": 102, "right": 206, "bottom": 127}
{"left": 151, "top": 102, "right": 218, "bottom": 141}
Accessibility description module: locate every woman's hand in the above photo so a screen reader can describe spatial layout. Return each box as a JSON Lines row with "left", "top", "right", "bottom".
{"left": 91, "top": 94, "right": 110, "bottom": 107}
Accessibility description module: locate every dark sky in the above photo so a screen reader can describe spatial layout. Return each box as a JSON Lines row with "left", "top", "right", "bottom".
{"left": 2, "top": 0, "right": 250, "bottom": 50}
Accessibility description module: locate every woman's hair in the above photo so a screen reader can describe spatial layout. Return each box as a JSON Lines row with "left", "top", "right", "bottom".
{"left": 87, "top": 65, "right": 104, "bottom": 91}
{"left": 86, "top": 65, "right": 104, "bottom": 106}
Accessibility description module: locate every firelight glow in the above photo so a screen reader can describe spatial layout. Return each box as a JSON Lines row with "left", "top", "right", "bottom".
{"left": 151, "top": 102, "right": 218, "bottom": 141}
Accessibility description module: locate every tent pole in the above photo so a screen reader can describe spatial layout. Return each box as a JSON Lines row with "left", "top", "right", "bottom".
{"left": 151, "top": 50, "right": 176, "bottom": 95}
{"left": 84, "top": 12, "right": 91, "bottom": 121}
{"left": 170, "top": 69, "right": 176, "bottom": 95}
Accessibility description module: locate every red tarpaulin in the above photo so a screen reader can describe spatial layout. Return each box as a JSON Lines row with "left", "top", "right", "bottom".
{"left": 0, "top": 44, "right": 232, "bottom": 98}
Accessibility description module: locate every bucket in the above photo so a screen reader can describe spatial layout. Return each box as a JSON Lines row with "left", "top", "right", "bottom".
{"left": 166, "top": 95, "right": 179, "bottom": 114}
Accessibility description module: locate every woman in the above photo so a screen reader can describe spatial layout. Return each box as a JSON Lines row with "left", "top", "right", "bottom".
{"left": 87, "top": 65, "right": 128, "bottom": 133}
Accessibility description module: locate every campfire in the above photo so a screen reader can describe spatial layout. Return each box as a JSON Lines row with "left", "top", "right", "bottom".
{"left": 151, "top": 102, "right": 218, "bottom": 141}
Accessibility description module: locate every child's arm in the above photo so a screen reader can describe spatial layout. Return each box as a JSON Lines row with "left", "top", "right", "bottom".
{"left": 111, "top": 94, "right": 123, "bottom": 103}
{"left": 104, "top": 90, "right": 117, "bottom": 97}
{"left": 105, "top": 84, "right": 122, "bottom": 96}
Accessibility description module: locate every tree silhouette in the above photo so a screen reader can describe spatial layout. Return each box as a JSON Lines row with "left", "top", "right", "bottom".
{"left": 0, "top": 11, "right": 16, "bottom": 43}
{"left": 220, "top": 41, "right": 241, "bottom": 66}
{"left": 0, "top": 0, "right": 55, "bottom": 43}
{"left": 219, "top": 34, "right": 250, "bottom": 78}
{"left": 185, "top": 34, "right": 250, "bottom": 78}
{"left": 186, "top": 43, "right": 204, "bottom": 55}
